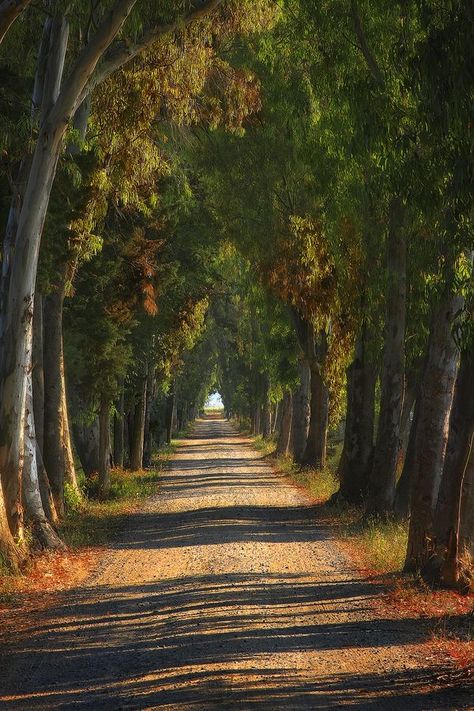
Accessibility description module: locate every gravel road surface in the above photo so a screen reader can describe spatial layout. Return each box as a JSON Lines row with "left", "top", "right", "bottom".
{"left": 0, "top": 418, "right": 471, "bottom": 710}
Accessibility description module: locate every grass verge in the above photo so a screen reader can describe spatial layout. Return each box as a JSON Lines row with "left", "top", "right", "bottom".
{"left": 251, "top": 432, "right": 473, "bottom": 677}
{"left": 0, "top": 444, "right": 174, "bottom": 607}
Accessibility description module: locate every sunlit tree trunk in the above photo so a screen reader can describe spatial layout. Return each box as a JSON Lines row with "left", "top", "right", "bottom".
{"left": 431, "top": 352, "right": 474, "bottom": 587}
{"left": 404, "top": 293, "right": 461, "bottom": 572}
{"left": 32, "top": 293, "right": 45, "bottom": 454}
{"left": 23, "top": 370, "right": 63, "bottom": 549}
{"left": 367, "top": 197, "right": 406, "bottom": 515}
{"left": 0, "top": 15, "right": 69, "bottom": 538}
{"left": 276, "top": 391, "right": 292, "bottom": 456}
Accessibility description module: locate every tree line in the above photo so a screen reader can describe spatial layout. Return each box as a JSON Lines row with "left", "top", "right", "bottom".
{"left": 0, "top": 1, "right": 473, "bottom": 592}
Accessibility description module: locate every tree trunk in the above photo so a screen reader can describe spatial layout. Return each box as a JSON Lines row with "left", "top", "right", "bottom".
{"left": 338, "top": 327, "right": 376, "bottom": 502}
{"left": 459, "top": 445, "right": 474, "bottom": 557}
{"left": 273, "top": 401, "right": 281, "bottom": 435}
{"left": 431, "top": 352, "right": 474, "bottom": 587}
{"left": 43, "top": 287, "right": 66, "bottom": 516}
{"left": 23, "top": 371, "right": 63, "bottom": 549}
{"left": 113, "top": 389, "right": 125, "bottom": 468}
{"left": 291, "top": 359, "right": 311, "bottom": 463}
{"left": 32, "top": 292, "right": 45, "bottom": 454}
{"left": 35, "top": 440, "right": 57, "bottom": 525}
{"left": 276, "top": 391, "right": 293, "bottom": 456}
{"left": 98, "top": 395, "right": 111, "bottom": 496}
{"left": 394, "top": 394, "right": 420, "bottom": 519}
{"left": 367, "top": 197, "right": 406, "bottom": 515}
{"left": 0, "top": 17, "right": 69, "bottom": 537}
{"left": 302, "top": 359, "right": 329, "bottom": 468}
{"left": 252, "top": 404, "right": 261, "bottom": 436}
{"left": 165, "top": 389, "right": 175, "bottom": 444}
{"left": 261, "top": 377, "right": 271, "bottom": 438}
{"left": 143, "top": 366, "right": 154, "bottom": 467}
{"left": 404, "top": 293, "right": 462, "bottom": 572}
{"left": 61, "top": 357, "right": 80, "bottom": 494}
{"left": 0, "top": 0, "right": 32, "bottom": 44}
{"left": 130, "top": 377, "right": 146, "bottom": 470}
{"left": 72, "top": 416, "right": 99, "bottom": 476}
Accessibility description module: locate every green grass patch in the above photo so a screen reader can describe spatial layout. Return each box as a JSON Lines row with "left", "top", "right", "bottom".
{"left": 252, "top": 434, "right": 277, "bottom": 457}
{"left": 265, "top": 436, "right": 408, "bottom": 575}
{"left": 59, "top": 446, "right": 174, "bottom": 549}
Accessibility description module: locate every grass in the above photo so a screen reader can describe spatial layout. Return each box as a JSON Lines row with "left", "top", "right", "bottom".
{"left": 250, "top": 431, "right": 473, "bottom": 675}
{"left": 251, "top": 433, "right": 408, "bottom": 575}
{"left": 60, "top": 444, "right": 174, "bottom": 549}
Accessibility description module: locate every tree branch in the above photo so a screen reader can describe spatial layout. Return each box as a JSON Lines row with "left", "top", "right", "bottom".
{"left": 79, "top": 0, "right": 223, "bottom": 105}
{"left": 350, "top": 0, "right": 384, "bottom": 86}
{"left": 48, "top": 0, "right": 139, "bottom": 129}
{"left": 0, "top": 0, "right": 31, "bottom": 44}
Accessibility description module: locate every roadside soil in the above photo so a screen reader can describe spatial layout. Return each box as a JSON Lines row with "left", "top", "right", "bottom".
{"left": 0, "top": 417, "right": 472, "bottom": 709}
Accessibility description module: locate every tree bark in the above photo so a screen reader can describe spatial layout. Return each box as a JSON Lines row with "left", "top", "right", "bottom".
{"left": 143, "top": 366, "right": 154, "bottom": 467}
{"left": 338, "top": 327, "right": 376, "bottom": 502}
{"left": 0, "top": 16, "right": 69, "bottom": 537}
{"left": 61, "top": 363, "right": 80, "bottom": 494}
{"left": 130, "top": 377, "right": 146, "bottom": 470}
{"left": 302, "top": 330, "right": 329, "bottom": 468}
{"left": 113, "top": 389, "right": 125, "bottom": 468}
{"left": 261, "top": 377, "right": 271, "bottom": 438}
{"left": 23, "top": 371, "right": 63, "bottom": 549}
{"left": 98, "top": 395, "right": 111, "bottom": 496}
{"left": 72, "top": 416, "right": 99, "bottom": 476}
{"left": 431, "top": 352, "right": 474, "bottom": 587}
{"left": 32, "top": 292, "right": 45, "bottom": 454}
{"left": 367, "top": 197, "right": 406, "bottom": 515}
{"left": 291, "top": 359, "right": 311, "bottom": 462}
{"left": 276, "top": 391, "right": 293, "bottom": 456}
{"left": 404, "top": 293, "right": 462, "bottom": 572}
{"left": 43, "top": 287, "right": 66, "bottom": 516}
{"left": 394, "top": 394, "right": 420, "bottom": 519}
{"left": 0, "top": 0, "right": 31, "bottom": 44}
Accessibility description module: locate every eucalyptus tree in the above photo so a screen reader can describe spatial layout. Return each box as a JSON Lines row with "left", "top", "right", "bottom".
{"left": 0, "top": 0, "right": 271, "bottom": 565}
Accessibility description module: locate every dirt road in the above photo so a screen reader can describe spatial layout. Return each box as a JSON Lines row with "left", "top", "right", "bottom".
{"left": 0, "top": 418, "right": 471, "bottom": 709}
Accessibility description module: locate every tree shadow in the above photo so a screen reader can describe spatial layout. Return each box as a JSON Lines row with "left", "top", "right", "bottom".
{"left": 0, "top": 572, "right": 471, "bottom": 709}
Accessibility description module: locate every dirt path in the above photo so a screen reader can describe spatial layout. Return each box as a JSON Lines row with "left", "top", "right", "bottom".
{"left": 0, "top": 418, "right": 471, "bottom": 709}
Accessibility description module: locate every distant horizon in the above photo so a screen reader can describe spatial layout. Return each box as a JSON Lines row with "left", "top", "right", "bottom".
{"left": 205, "top": 392, "right": 224, "bottom": 409}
